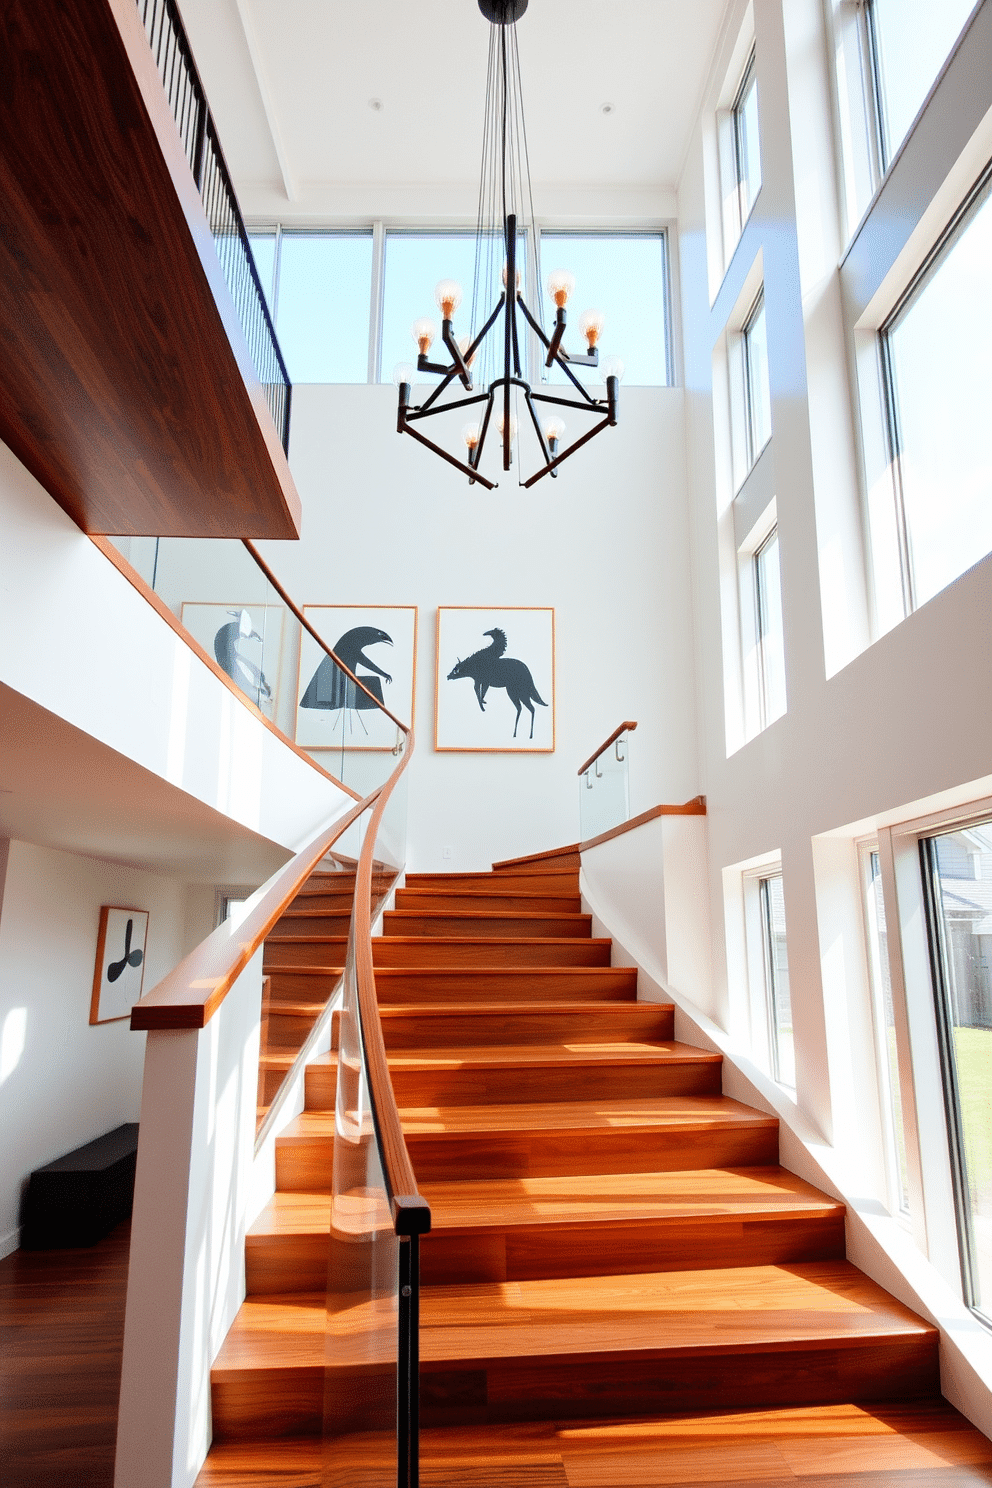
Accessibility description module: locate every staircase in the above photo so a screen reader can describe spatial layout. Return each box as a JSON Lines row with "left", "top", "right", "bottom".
{"left": 254, "top": 859, "right": 355, "bottom": 1131}
{"left": 196, "top": 848, "right": 992, "bottom": 1484}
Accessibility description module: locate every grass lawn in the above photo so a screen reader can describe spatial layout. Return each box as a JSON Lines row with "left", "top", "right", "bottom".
{"left": 954, "top": 1026, "right": 992, "bottom": 1205}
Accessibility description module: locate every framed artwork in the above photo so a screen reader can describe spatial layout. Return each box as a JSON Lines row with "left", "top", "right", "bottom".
{"left": 90, "top": 907, "right": 149, "bottom": 1024}
{"left": 296, "top": 606, "right": 418, "bottom": 751}
{"left": 435, "top": 607, "right": 555, "bottom": 752}
{"left": 180, "top": 602, "right": 286, "bottom": 719}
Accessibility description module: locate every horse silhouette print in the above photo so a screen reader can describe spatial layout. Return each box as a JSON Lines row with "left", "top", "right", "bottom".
{"left": 447, "top": 628, "right": 547, "bottom": 739}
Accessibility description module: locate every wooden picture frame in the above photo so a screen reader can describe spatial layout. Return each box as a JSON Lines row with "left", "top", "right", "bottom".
{"left": 90, "top": 906, "right": 149, "bottom": 1025}
{"left": 295, "top": 605, "right": 418, "bottom": 751}
{"left": 435, "top": 606, "right": 555, "bottom": 753}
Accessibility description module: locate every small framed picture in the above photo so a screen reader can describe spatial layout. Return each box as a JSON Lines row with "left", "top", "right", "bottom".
{"left": 180, "top": 602, "right": 286, "bottom": 719}
{"left": 296, "top": 606, "right": 418, "bottom": 751}
{"left": 435, "top": 607, "right": 555, "bottom": 752}
{"left": 90, "top": 907, "right": 149, "bottom": 1024}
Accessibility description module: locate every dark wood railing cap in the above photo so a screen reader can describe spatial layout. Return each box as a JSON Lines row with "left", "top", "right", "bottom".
{"left": 577, "top": 721, "right": 638, "bottom": 778}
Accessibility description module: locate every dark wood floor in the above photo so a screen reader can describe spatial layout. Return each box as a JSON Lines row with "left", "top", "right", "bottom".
{"left": 0, "top": 1221, "right": 130, "bottom": 1488}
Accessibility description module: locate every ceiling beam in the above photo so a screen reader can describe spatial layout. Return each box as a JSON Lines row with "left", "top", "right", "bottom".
{"left": 233, "top": 0, "right": 298, "bottom": 203}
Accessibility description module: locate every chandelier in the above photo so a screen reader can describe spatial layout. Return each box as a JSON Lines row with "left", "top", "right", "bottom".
{"left": 391, "top": 0, "right": 623, "bottom": 490}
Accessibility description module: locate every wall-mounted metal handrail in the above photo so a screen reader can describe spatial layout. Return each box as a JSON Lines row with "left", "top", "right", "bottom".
{"left": 577, "top": 721, "right": 638, "bottom": 779}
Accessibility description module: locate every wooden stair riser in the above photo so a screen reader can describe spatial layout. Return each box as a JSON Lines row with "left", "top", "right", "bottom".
{"left": 413, "top": 1337, "right": 939, "bottom": 1429}
{"left": 276, "top": 1136, "right": 334, "bottom": 1193}
{"left": 243, "top": 1206, "right": 847, "bottom": 1297}
{"left": 393, "top": 890, "right": 582, "bottom": 915}
{"left": 493, "top": 851, "right": 581, "bottom": 876}
{"left": 264, "top": 970, "right": 342, "bottom": 1002}
{"left": 212, "top": 1335, "right": 938, "bottom": 1442}
{"left": 245, "top": 1233, "right": 328, "bottom": 1296}
{"left": 264, "top": 939, "right": 347, "bottom": 970}
{"left": 305, "top": 1060, "right": 337, "bottom": 1110}
{"left": 380, "top": 1004, "right": 673, "bottom": 1047}
{"left": 273, "top": 913, "right": 352, "bottom": 936}
{"left": 372, "top": 939, "right": 613, "bottom": 969}
{"left": 389, "top": 1057, "right": 722, "bottom": 1108}
{"left": 375, "top": 967, "right": 635, "bottom": 1002}
{"left": 265, "top": 1010, "right": 322, "bottom": 1049}
{"left": 211, "top": 1370, "right": 322, "bottom": 1443}
{"left": 405, "top": 871, "right": 579, "bottom": 895}
{"left": 420, "top": 1209, "right": 846, "bottom": 1286}
{"left": 383, "top": 913, "right": 593, "bottom": 940}
{"left": 286, "top": 892, "right": 355, "bottom": 913}
{"left": 405, "top": 1121, "right": 781, "bottom": 1182}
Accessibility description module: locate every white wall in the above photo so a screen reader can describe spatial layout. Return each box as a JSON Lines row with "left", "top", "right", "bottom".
{"left": 677, "top": 0, "right": 992, "bottom": 1138}
{"left": 0, "top": 839, "right": 192, "bottom": 1255}
{"left": 257, "top": 382, "right": 699, "bottom": 872}
{"left": 0, "top": 437, "right": 354, "bottom": 859}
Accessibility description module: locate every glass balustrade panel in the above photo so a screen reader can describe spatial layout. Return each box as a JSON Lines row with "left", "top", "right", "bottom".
{"left": 579, "top": 732, "right": 631, "bottom": 841}
{"left": 102, "top": 536, "right": 411, "bottom": 797}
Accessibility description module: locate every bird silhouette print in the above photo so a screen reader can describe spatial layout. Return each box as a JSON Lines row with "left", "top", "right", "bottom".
{"left": 214, "top": 609, "right": 272, "bottom": 709}
{"left": 108, "top": 918, "right": 144, "bottom": 984}
{"left": 300, "top": 626, "right": 394, "bottom": 713}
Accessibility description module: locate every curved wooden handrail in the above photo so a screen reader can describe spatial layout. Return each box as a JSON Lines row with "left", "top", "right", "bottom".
{"left": 580, "top": 795, "right": 706, "bottom": 852}
{"left": 244, "top": 540, "right": 411, "bottom": 734}
{"left": 130, "top": 793, "right": 376, "bottom": 1030}
{"left": 351, "top": 730, "right": 430, "bottom": 1237}
{"left": 577, "top": 721, "right": 638, "bottom": 778}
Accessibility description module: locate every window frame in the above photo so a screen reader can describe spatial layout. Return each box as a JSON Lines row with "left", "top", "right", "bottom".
{"left": 752, "top": 523, "right": 786, "bottom": 731}
{"left": 919, "top": 823, "right": 992, "bottom": 1324}
{"left": 876, "top": 159, "right": 992, "bottom": 620}
{"left": 742, "top": 862, "right": 794, "bottom": 1089}
{"left": 732, "top": 48, "right": 761, "bottom": 230}
{"left": 758, "top": 871, "right": 795, "bottom": 1089}
{"left": 741, "top": 290, "right": 771, "bottom": 471}
{"left": 858, "top": 839, "right": 912, "bottom": 1220}
{"left": 246, "top": 221, "right": 675, "bottom": 390}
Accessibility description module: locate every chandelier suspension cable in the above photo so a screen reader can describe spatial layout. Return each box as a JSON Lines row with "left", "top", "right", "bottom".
{"left": 393, "top": 0, "right": 623, "bottom": 491}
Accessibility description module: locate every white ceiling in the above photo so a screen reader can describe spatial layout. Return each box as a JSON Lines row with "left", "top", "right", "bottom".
{"left": 177, "top": 0, "right": 729, "bottom": 219}
{"left": 0, "top": 685, "right": 291, "bottom": 884}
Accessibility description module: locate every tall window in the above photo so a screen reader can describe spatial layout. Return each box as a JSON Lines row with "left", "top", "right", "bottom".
{"left": 733, "top": 49, "right": 762, "bottom": 225}
{"left": 742, "top": 292, "right": 771, "bottom": 470}
{"left": 760, "top": 873, "right": 795, "bottom": 1087}
{"left": 380, "top": 232, "right": 486, "bottom": 385}
{"left": 922, "top": 821, "right": 992, "bottom": 1323}
{"left": 864, "top": 0, "right": 977, "bottom": 173}
{"left": 879, "top": 168, "right": 992, "bottom": 615}
{"left": 863, "top": 849, "right": 910, "bottom": 1215}
{"left": 753, "top": 526, "right": 786, "bottom": 727}
{"left": 540, "top": 233, "right": 670, "bottom": 387}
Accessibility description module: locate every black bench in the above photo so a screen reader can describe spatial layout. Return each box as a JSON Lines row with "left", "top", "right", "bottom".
{"left": 21, "top": 1123, "right": 139, "bottom": 1249}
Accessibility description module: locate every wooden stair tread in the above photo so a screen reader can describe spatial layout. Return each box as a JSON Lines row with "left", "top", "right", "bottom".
{"left": 386, "top": 1040, "right": 718, "bottom": 1070}
{"left": 401, "top": 1095, "right": 773, "bottom": 1135}
{"left": 419, "top": 1167, "right": 844, "bottom": 1231}
{"left": 379, "top": 999, "right": 666, "bottom": 1016}
{"left": 196, "top": 1400, "right": 992, "bottom": 1486}
{"left": 278, "top": 1095, "right": 774, "bottom": 1144}
{"left": 385, "top": 911, "right": 592, "bottom": 923}
{"left": 249, "top": 1191, "right": 333, "bottom": 1239}
{"left": 214, "top": 1262, "right": 934, "bottom": 1377}
{"left": 249, "top": 1167, "right": 840, "bottom": 1244}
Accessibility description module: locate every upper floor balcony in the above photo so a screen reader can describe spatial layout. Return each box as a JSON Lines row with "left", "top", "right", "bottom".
{"left": 0, "top": 0, "right": 300, "bottom": 538}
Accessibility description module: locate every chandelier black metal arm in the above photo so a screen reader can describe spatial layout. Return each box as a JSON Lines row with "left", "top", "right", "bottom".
{"left": 391, "top": 3, "right": 623, "bottom": 488}
{"left": 395, "top": 210, "right": 619, "bottom": 490}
